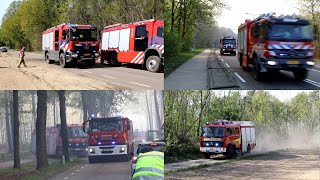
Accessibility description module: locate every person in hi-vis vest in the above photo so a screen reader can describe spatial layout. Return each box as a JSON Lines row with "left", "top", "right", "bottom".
{"left": 132, "top": 151, "right": 164, "bottom": 180}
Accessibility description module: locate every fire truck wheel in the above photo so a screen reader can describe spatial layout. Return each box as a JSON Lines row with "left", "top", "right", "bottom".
{"left": 247, "top": 144, "right": 251, "bottom": 153}
{"left": 88, "top": 157, "right": 95, "bottom": 163}
{"left": 86, "top": 59, "right": 95, "bottom": 67}
{"left": 146, "top": 56, "right": 162, "bottom": 73}
{"left": 293, "top": 69, "right": 308, "bottom": 81}
{"left": 226, "top": 145, "right": 236, "bottom": 159}
{"left": 204, "top": 153, "right": 211, "bottom": 159}
{"left": 59, "top": 53, "right": 68, "bottom": 68}
{"left": 253, "top": 57, "right": 263, "bottom": 81}
{"left": 109, "top": 54, "right": 122, "bottom": 67}
{"left": 45, "top": 53, "right": 53, "bottom": 64}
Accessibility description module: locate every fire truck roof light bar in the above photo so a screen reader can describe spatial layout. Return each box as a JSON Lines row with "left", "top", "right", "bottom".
{"left": 252, "top": 13, "right": 301, "bottom": 23}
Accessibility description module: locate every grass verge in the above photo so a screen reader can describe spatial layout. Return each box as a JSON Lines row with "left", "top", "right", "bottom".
{"left": 165, "top": 152, "right": 203, "bottom": 164}
{"left": 165, "top": 49, "right": 204, "bottom": 77}
{"left": 0, "top": 158, "right": 83, "bottom": 180}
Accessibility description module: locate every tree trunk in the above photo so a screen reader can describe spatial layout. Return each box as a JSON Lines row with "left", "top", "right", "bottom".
{"left": 36, "top": 90, "right": 48, "bottom": 170}
{"left": 5, "top": 91, "right": 13, "bottom": 153}
{"left": 58, "top": 90, "right": 70, "bottom": 162}
{"left": 145, "top": 91, "right": 151, "bottom": 130}
{"left": 81, "top": 91, "right": 88, "bottom": 121}
{"left": 13, "top": 90, "right": 20, "bottom": 169}
{"left": 153, "top": 91, "right": 161, "bottom": 130}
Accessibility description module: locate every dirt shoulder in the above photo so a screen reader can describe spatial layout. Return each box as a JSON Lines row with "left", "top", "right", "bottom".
{"left": 0, "top": 52, "right": 123, "bottom": 90}
{"left": 166, "top": 149, "right": 320, "bottom": 180}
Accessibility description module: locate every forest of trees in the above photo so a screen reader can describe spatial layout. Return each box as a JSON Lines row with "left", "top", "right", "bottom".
{"left": 164, "top": 90, "right": 320, "bottom": 161}
{"left": 299, "top": 0, "right": 320, "bottom": 58}
{"left": 0, "top": 90, "right": 163, "bottom": 164}
{"left": 164, "top": 0, "right": 227, "bottom": 57}
{"left": 0, "top": 0, "right": 163, "bottom": 51}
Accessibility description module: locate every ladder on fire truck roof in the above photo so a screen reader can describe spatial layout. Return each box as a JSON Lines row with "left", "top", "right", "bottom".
{"left": 103, "top": 19, "right": 156, "bottom": 29}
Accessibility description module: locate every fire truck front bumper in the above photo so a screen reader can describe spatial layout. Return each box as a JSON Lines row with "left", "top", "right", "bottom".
{"left": 66, "top": 52, "right": 99, "bottom": 62}
{"left": 200, "top": 147, "right": 226, "bottom": 153}
{"left": 68, "top": 147, "right": 87, "bottom": 156}
{"left": 260, "top": 58, "right": 315, "bottom": 70}
{"left": 87, "top": 145, "right": 128, "bottom": 157}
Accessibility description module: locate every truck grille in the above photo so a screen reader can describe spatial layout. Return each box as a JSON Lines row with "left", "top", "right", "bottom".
{"left": 74, "top": 46, "right": 97, "bottom": 55}
{"left": 68, "top": 142, "right": 87, "bottom": 148}
{"left": 272, "top": 49, "right": 309, "bottom": 59}
{"left": 99, "top": 146, "right": 115, "bottom": 154}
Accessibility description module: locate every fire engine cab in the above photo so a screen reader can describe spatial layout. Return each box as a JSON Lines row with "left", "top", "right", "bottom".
{"left": 237, "top": 13, "right": 315, "bottom": 80}
{"left": 83, "top": 116, "right": 134, "bottom": 163}
{"left": 31, "top": 124, "right": 88, "bottom": 157}
{"left": 220, "top": 36, "right": 236, "bottom": 56}
{"left": 100, "top": 19, "right": 164, "bottom": 72}
{"left": 42, "top": 23, "right": 100, "bottom": 68}
{"left": 200, "top": 120, "right": 256, "bottom": 159}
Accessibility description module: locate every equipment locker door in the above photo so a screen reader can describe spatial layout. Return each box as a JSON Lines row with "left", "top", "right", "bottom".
{"left": 241, "top": 127, "right": 248, "bottom": 152}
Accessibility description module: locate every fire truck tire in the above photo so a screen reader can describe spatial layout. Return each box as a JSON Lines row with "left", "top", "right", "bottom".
{"left": 293, "top": 69, "right": 308, "bottom": 80}
{"left": 247, "top": 144, "right": 251, "bottom": 153}
{"left": 109, "top": 53, "right": 122, "bottom": 67}
{"left": 146, "top": 56, "right": 162, "bottom": 73}
{"left": 45, "top": 53, "right": 54, "bottom": 64}
{"left": 253, "top": 57, "right": 263, "bottom": 81}
{"left": 204, "top": 153, "right": 211, "bottom": 159}
{"left": 86, "top": 59, "right": 95, "bottom": 67}
{"left": 59, "top": 53, "right": 68, "bottom": 68}
{"left": 88, "top": 157, "right": 96, "bottom": 163}
{"left": 226, "top": 145, "right": 236, "bottom": 159}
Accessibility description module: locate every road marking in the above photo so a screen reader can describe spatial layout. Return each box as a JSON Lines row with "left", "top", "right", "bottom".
{"left": 77, "top": 169, "right": 80, "bottom": 172}
{"left": 64, "top": 177, "right": 68, "bottom": 179}
{"left": 81, "top": 166, "right": 84, "bottom": 168}
{"left": 130, "top": 82, "right": 151, "bottom": 88}
{"left": 71, "top": 173, "right": 74, "bottom": 175}
{"left": 83, "top": 70, "right": 93, "bottom": 74}
{"left": 225, "top": 63, "right": 230, "bottom": 68}
{"left": 309, "top": 69, "right": 320, "bottom": 73}
{"left": 234, "top": 72, "right": 246, "bottom": 83}
{"left": 303, "top": 79, "right": 320, "bottom": 88}
{"left": 102, "top": 75, "right": 116, "bottom": 79}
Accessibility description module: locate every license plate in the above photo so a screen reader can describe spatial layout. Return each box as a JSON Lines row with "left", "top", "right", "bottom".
{"left": 288, "top": 61, "right": 299, "bottom": 65}
{"left": 84, "top": 53, "right": 91, "bottom": 56}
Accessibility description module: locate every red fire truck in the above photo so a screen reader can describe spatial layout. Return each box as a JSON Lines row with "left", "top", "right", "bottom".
{"left": 237, "top": 13, "right": 315, "bottom": 80}
{"left": 100, "top": 19, "right": 164, "bottom": 72}
{"left": 220, "top": 36, "right": 236, "bottom": 56}
{"left": 42, "top": 23, "right": 100, "bottom": 68}
{"left": 31, "top": 124, "right": 88, "bottom": 157}
{"left": 200, "top": 120, "right": 256, "bottom": 159}
{"left": 82, "top": 116, "right": 134, "bottom": 163}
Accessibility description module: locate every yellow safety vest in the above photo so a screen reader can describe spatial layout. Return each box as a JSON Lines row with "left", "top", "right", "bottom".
{"left": 132, "top": 151, "right": 164, "bottom": 180}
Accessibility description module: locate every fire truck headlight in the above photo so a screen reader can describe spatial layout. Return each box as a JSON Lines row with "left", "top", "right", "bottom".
{"left": 120, "top": 147, "right": 126, "bottom": 152}
{"left": 215, "top": 143, "right": 219, "bottom": 147}
{"left": 71, "top": 53, "right": 78, "bottom": 58}
{"left": 307, "top": 61, "right": 315, "bottom": 66}
{"left": 89, "top": 148, "right": 95, "bottom": 154}
{"left": 267, "top": 61, "right": 277, "bottom": 65}
{"left": 98, "top": 142, "right": 101, "bottom": 145}
{"left": 205, "top": 143, "right": 209, "bottom": 146}
{"left": 112, "top": 141, "right": 115, "bottom": 145}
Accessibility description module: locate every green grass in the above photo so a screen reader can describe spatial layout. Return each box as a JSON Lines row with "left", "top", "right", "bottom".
{"left": 165, "top": 49, "right": 204, "bottom": 77}
{"left": 0, "top": 158, "right": 83, "bottom": 180}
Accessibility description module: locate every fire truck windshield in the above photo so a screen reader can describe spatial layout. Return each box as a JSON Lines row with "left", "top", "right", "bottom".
{"left": 70, "top": 29, "right": 97, "bottom": 41}
{"left": 223, "top": 39, "right": 236, "bottom": 44}
{"left": 90, "top": 120, "right": 124, "bottom": 132}
{"left": 268, "top": 24, "right": 313, "bottom": 40}
{"left": 202, "top": 127, "right": 224, "bottom": 138}
{"left": 68, "top": 127, "right": 87, "bottom": 138}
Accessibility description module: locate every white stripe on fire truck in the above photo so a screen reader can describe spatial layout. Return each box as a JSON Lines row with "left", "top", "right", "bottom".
{"left": 303, "top": 45, "right": 310, "bottom": 49}
{"left": 131, "top": 52, "right": 143, "bottom": 63}
{"left": 133, "top": 53, "right": 144, "bottom": 63}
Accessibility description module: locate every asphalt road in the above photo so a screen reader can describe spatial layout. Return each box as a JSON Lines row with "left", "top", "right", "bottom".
{"left": 6, "top": 50, "right": 163, "bottom": 90}
{"left": 216, "top": 51, "right": 320, "bottom": 89}
{"left": 49, "top": 159, "right": 131, "bottom": 180}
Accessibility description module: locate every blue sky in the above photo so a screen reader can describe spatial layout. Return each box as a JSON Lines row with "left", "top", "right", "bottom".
{"left": 0, "top": 0, "right": 14, "bottom": 25}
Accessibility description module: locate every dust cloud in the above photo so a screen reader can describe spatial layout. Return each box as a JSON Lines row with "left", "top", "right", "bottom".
{"left": 253, "top": 127, "right": 320, "bottom": 154}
